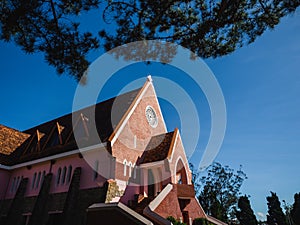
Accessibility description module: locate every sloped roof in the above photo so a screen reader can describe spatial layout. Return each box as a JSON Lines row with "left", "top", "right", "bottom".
{"left": 139, "top": 131, "right": 174, "bottom": 164}
{"left": 0, "top": 88, "right": 141, "bottom": 166}
{"left": 0, "top": 125, "right": 30, "bottom": 155}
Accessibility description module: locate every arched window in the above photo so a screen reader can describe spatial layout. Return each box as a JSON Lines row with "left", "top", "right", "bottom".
{"left": 133, "top": 165, "right": 137, "bottom": 179}
{"left": 123, "top": 159, "right": 127, "bottom": 176}
{"left": 175, "top": 158, "right": 188, "bottom": 184}
{"left": 61, "top": 167, "right": 67, "bottom": 184}
{"left": 56, "top": 168, "right": 61, "bottom": 185}
{"left": 93, "top": 160, "right": 99, "bottom": 180}
{"left": 36, "top": 172, "right": 41, "bottom": 189}
{"left": 41, "top": 171, "right": 46, "bottom": 186}
{"left": 14, "top": 176, "right": 20, "bottom": 191}
{"left": 32, "top": 173, "right": 37, "bottom": 189}
{"left": 66, "top": 165, "right": 72, "bottom": 183}
{"left": 11, "top": 177, "right": 16, "bottom": 192}
{"left": 128, "top": 162, "right": 132, "bottom": 177}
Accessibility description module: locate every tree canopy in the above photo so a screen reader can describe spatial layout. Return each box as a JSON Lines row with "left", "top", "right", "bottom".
{"left": 1, "top": 0, "right": 299, "bottom": 81}
{"left": 291, "top": 192, "right": 300, "bottom": 225}
{"left": 236, "top": 195, "right": 258, "bottom": 225}
{"left": 196, "top": 162, "right": 247, "bottom": 222}
{"left": 266, "top": 192, "right": 288, "bottom": 225}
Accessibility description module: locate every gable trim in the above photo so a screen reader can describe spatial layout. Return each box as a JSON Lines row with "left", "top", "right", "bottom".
{"left": 88, "top": 202, "right": 153, "bottom": 225}
{"left": 148, "top": 183, "right": 173, "bottom": 211}
{"left": 168, "top": 128, "right": 179, "bottom": 162}
{"left": 174, "top": 156, "right": 189, "bottom": 184}
{"left": 149, "top": 78, "right": 167, "bottom": 132}
{"left": 109, "top": 78, "right": 152, "bottom": 146}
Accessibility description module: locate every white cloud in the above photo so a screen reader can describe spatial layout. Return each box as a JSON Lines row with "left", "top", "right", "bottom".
{"left": 257, "top": 212, "right": 266, "bottom": 221}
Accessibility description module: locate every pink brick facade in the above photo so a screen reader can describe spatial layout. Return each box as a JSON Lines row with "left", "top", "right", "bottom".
{"left": 0, "top": 77, "right": 226, "bottom": 225}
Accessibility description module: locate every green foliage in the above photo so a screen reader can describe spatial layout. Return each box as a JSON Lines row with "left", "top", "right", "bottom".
{"left": 189, "top": 162, "right": 201, "bottom": 196}
{"left": 236, "top": 195, "right": 258, "bottom": 225}
{"left": 0, "top": 0, "right": 100, "bottom": 81}
{"left": 266, "top": 192, "right": 288, "bottom": 225}
{"left": 291, "top": 192, "right": 300, "bottom": 225}
{"left": 1, "top": 0, "right": 300, "bottom": 81}
{"left": 193, "top": 217, "right": 213, "bottom": 225}
{"left": 197, "top": 162, "right": 247, "bottom": 222}
{"left": 167, "top": 216, "right": 187, "bottom": 225}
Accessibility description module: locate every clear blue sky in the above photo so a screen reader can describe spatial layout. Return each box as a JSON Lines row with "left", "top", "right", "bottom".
{"left": 1, "top": 9, "right": 300, "bottom": 221}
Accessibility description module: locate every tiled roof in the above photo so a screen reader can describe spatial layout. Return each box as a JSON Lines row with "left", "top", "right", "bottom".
{"left": 139, "top": 131, "right": 175, "bottom": 164}
{"left": 0, "top": 88, "right": 141, "bottom": 166}
{"left": 0, "top": 125, "right": 30, "bottom": 155}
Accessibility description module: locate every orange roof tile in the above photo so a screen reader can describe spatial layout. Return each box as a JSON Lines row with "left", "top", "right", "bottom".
{"left": 0, "top": 125, "right": 30, "bottom": 155}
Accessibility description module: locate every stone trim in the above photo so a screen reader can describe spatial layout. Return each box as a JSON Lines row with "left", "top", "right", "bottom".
{"left": 148, "top": 184, "right": 173, "bottom": 211}
{"left": 88, "top": 202, "right": 153, "bottom": 225}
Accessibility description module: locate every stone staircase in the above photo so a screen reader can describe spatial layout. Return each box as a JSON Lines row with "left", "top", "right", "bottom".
{"left": 128, "top": 194, "right": 155, "bottom": 215}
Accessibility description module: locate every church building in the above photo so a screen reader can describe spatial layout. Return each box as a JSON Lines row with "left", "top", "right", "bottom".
{"left": 0, "top": 76, "right": 226, "bottom": 225}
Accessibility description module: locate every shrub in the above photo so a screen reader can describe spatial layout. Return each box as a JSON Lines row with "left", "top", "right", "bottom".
{"left": 167, "top": 216, "right": 187, "bottom": 225}
{"left": 193, "top": 218, "right": 213, "bottom": 225}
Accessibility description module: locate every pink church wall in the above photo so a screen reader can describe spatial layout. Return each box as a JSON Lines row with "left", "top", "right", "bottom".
{"left": 49, "top": 149, "right": 108, "bottom": 194}
{"left": 154, "top": 187, "right": 183, "bottom": 219}
{"left": 111, "top": 82, "right": 167, "bottom": 203}
{"left": 112, "top": 83, "right": 167, "bottom": 182}
{"left": 3, "top": 147, "right": 110, "bottom": 199}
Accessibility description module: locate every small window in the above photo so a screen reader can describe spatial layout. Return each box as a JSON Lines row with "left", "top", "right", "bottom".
{"left": 11, "top": 177, "right": 16, "bottom": 192}
{"left": 32, "top": 173, "right": 37, "bottom": 189}
{"left": 93, "top": 160, "right": 99, "bottom": 180}
{"left": 123, "top": 160, "right": 127, "bottom": 176}
{"left": 61, "top": 167, "right": 67, "bottom": 184}
{"left": 15, "top": 176, "right": 20, "bottom": 191}
{"left": 56, "top": 168, "right": 61, "bottom": 185}
{"left": 40, "top": 171, "right": 46, "bottom": 186}
{"left": 128, "top": 162, "right": 132, "bottom": 177}
{"left": 66, "top": 166, "right": 72, "bottom": 183}
{"left": 36, "top": 172, "right": 41, "bottom": 189}
{"left": 133, "top": 166, "right": 137, "bottom": 179}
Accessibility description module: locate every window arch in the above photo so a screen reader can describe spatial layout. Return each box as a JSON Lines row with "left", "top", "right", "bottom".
{"left": 11, "top": 177, "right": 16, "bottom": 192}
{"left": 66, "top": 165, "right": 72, "bottom": 183}
{"left": 15, "top": 176, "right": 20, "bottom": 191}
{"left": 32, "top": 173, "right": 37, "bottom": 189}
{"left": 123, "top": 159, "right": 127, "bottom": 176}
{"left": 36, "top": 172, "right": 41, "bottom": 189}
{"left": 93, "top": 160, "right": 99, "bottom": 180}
{"left": 128, "top": 162, "right": 132, "bottom": 177}
{"left": 133, "top": 164, "right": 137, "bottom": 179}
{"left": 175, "top": 157, "right": 188, "bottom": 184}
{"left": 56, "top": 168, "right": 62, "bottom": 185}
{"left": 41, "top": 171, "right": 46, "bottom": 186}
{"left": 61, "top": 167, "right": 67, "bottom": 184}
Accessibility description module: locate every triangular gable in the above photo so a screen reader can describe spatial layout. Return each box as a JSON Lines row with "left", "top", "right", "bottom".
{"left": 108, "top": 76, "right": 167, "bottom": 146}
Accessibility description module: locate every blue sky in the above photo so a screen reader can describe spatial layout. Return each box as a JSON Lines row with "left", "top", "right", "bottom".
{"left": 1, "top": 8, "right": 300, "bottom": 221}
